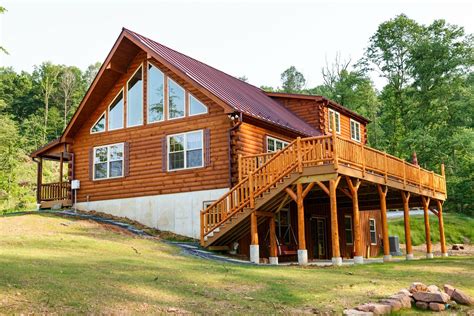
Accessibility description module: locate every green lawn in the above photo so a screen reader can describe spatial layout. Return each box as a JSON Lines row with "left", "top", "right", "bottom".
{"left": 0, "top": 214, "right": 473, "bottom": 314}
{"left": 388, "top": 212, "right": 474, "bottom": 246}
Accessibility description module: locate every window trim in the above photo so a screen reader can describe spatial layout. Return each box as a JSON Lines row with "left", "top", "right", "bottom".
{"left": 350, "top": 119, "right": 361, "bottom": 143}
{"left": 188, "top": 93, "right": 208, "bottom": 117}
{"left": 167, "top": 77, "right": 186, "bottom": 121}
{"left": 344, "top": 215, "right": 354, "bottom": 245}
{"left": 90, "top": 111, "right": 107, "bottom": 134}
{"left": 92, "top": 142, "right": 125, "bottom": 181}
{"left": 266, "top": 136, "right": 289, "bottom": 153}
{"left": 167, "top": 129, "right": 204, "bottom": 172}
{"left": 107, "top": 89, "right": 125, "bottom": 131}
{"left": 369, "top": 218, "right": 377, "bottom": 245}
{"left": 147, "top": 61, "right": 165, "bottom": 125}
{"left": 126, "top": 65, "right": 144, "bottom": 128}
{"left": 328, "top": 109, "right": 341, "bottom": 134}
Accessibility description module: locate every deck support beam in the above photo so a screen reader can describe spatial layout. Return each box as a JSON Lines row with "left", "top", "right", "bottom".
{"left": 401, "top": 191, "right": 414, "bottom": 260}
{"left": 421, "top": 196, "right": 433, "bottom": 258}
{"left": 377, "top": 185, "right": 391, "bottom": 262}
{"left": 36, "top": 157, "right": 43, "bottom": 205}
{"left": 250, "top": 211, "right": 259, "bottom": 264}
{"left": 269, "top": 215, "right": 278, "bottom": 265}
{"left": 346, "top": 176, "right": 363, "bottom": 264}
{"left": 437, "top": 200, "right": 448, "bottom": 257}
{"left": 329, "top": 177, "right": 342, "bottom": 265}
{"left": 296, "top": 183, "right": 307, "bottom": 265}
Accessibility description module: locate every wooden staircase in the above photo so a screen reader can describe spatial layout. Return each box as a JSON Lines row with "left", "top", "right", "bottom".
{"left": 200, "top": 134, "right": 447, "bottom": 248}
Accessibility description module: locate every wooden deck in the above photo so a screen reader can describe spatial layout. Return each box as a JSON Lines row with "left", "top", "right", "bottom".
{"left": 201, "top": 134, "right": 446, "bottom": 247}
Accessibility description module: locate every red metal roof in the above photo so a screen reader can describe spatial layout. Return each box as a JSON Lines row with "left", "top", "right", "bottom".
{"left": 125, "top": 29, "right": 321, "bottom": 136}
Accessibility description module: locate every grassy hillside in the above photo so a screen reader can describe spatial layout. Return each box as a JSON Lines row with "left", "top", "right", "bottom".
{"left": 388, "top": 212, "right": 474, "bottom": 246}
{"left": 0, "top": 213, "right": 473, "bottom": 314}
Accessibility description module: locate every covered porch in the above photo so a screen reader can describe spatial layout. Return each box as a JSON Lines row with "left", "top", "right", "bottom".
{"left": 30, "top": 139, "right": 73, "bottom": 209}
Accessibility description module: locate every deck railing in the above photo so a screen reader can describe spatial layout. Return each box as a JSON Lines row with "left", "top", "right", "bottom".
{"left": 40, "top": 182, "right": 70, "bottom": 201}
{"left": 201, "top": 134, "right": 447, "bottom": 244}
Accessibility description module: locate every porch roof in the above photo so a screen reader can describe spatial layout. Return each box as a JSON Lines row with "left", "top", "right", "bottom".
{"left": 30, "top": 138, "right": 71, "bottom": 161}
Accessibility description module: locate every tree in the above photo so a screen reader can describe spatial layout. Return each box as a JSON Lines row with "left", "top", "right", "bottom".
{"left": 281, "top": 66, "right": 306, "bottom": 93}
{"left": 0, "top": 7, "right": 7, "bottom": 54}
{"left": 60, "top": 68, "right": 77, "bottom": 129}
{"left": 83, "top": 62, "right": 101, "bottom": 88}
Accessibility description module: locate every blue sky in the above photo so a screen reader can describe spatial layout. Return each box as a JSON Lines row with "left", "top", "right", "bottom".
{"left": 1, "top": 0, "right": 473, "bottom": 90}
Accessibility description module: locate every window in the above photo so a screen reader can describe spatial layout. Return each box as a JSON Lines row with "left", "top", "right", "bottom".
{"left": 276, "top": 207, "right": 291, "bottom": 244}
{"left": 189, "top": 94, "right": 208, "bottom": 116}
{"left": 267, "top": 136, "right": 289, "bottom": 153}
{"left": 93, "top": 143, "right": 124, "bottom": 180}
{"left": 328, "top": 109, "right": 341, "bottom": 134}
{"left": 202, "top": 200, "right": 215, "bottom": 210}
{"left": 350, "top": 119, "right": 361, "bottom": 142}
{"left": 147, "top": 63, "right": 165, "bottom": 123}
{"left": 108, "top": 90, "right": 124, "bottom": 130}
{"left": 369, "top": 218, "right": 377, "bottom": 245}
{"left": 127, "top": 66, "right": 143, "bottom": 127}
{"left": 91, "top": 112, "right": 106, "bottom": 133}
{"left": 168, "top": 130, "right": 203, "bottom": 171}
{"left": 168, "top": 78, "right": 185, "bottom": 119}
{"left": 344, "top": 216, "right": 353, "bottom": 245}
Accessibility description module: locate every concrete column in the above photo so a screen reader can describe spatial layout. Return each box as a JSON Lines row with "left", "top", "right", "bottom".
{"left": 250, "top": 245, "right": 260, "bottom": 264}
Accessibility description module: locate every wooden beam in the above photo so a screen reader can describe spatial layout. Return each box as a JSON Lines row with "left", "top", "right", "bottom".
{"left": 276, "top": 193, "right": 291, "bottom": 213}
{"left": 250, "top": 211, "right": 258, "bottom": 246}
{"left": 401, "top": 191, "right": 413, "bottom": 257}
{"left": 377, "top": 185, "right": 390, "bottom": 258}
{"left": 36, "top": 158, "right": 43, "bottom": 204}
{"left": 106, "top": 61, "right": 127, "bottom": 74}
{"left": 285, "top": 187, "right": 297, "bottom": 202}
{"left": 302, "top": 182, "right": 316, "bottom": 198}
{"left": 437, "top": 200, "right": 447, "bottom": 255}
{"left": 255, "top": 211, "right": 274, "bottom": 218}
{"left": 316, "top": 181, "right": 330, "bottom": 196}
{"left": 296, "top": 183, "right": 306, "bottom": 250}
{"left": 346, "top": 177, "right": 362, "bottom": 259}
{"left": 421, "top": 196, "right": 432, "bottom": 255}
{"left": 338, "top": 187, "right": 352, "bottom": 199}
{"left": 59, "top": 152, "right": 64, "bottom": 185}
{"left": 269, "top": 216, "right": 277, "bottom": 258}
{"left": 329, "top": 178, "right": 341, "bottom": 259}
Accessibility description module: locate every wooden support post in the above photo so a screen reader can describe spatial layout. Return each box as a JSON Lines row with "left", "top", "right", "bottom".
{"left": 296, "top": 183, "right": 307, "bottom": 264}
{"left": 250, "top": 211, "right": 259, "bottom": 263}
{"left": 329, "top": 177, "right": 342, "bottom": 265}
{"left": 346, "top": 176, "right": 363, "bottom": 264}
{"left": 401, "top": 191, "right": 414, "bottom": 260}
{"left": 421, "top": 196, "right": 433, "bottom": 258}
{"left": 331, "top": 114, "right": 338, "bottom": 170}
{"left": 36, "top": 157, "right": 43, "bottom": 205}
{"left": 297, "top": 137, "right": 303, "bottom": 173}
{"left": 269, "top": 216, "right": 278, "bottom": 264}
{"left": 238, "top": 154, "right": 243, "bottom": 182}
{"left": 437, "top": 200, "right": 448, "bottom": 257}
{"left": 377, "top": 185, "right": 391, "bottom": 262}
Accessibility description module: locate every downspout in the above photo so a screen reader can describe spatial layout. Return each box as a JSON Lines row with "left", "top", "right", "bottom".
{"left": 228, "top": 112, "right": 243, "bottom": 188}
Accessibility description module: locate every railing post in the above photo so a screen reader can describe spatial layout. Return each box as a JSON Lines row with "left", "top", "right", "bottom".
{"left": 360, "top": 142, "right": 365, "bottom": 177}
{"left": 238, "top": 154, "right": 243, "bottom": 182}
{"left": 249, "top": 172, "right": 255, "bottom": 208}
{"left": 383, "top": 153, "right": 388, "bottom": 183}
{"left": 441, "top": 163, "right": 447, "bottom": 197}
{"left": 403, "top": 162, "right": 407, "bottom": 189}
{"left": 297, "top": 137, "right": 303, "bottom": 173}
{"left": 418, "top": 165, "right": 422, "bottom": 193}
{"left": 332, "top": 123, "right": 338, "bottom": 170}
{"left": 200, "top": 211, "right": 204, "bottom": 246}
{"left": 431, "top": 171, "right": 435, "bottom": 195}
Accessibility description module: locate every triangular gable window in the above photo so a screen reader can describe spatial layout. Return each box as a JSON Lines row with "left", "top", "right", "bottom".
{"left": 91, "top": 112, "right": 106, "bottom": 133}
{"left": 189, "top": 94, "right": 208, "bottom": 116}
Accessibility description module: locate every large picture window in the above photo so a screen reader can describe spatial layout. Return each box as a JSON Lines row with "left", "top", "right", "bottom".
{"left": 93, "top": 143, "right": 124, "bottom": 180}
{"left": 267, "top": 136, "right": 289, "bottom": 153}
{"left": 369, "top": 218, "right": 377, "bottom": 245}
{"left": 328, "top": 109, "right": 341, "bottom": 134}
{"left": 127, "top": 66, "right": 143, "bottom": 127}
{"left": 147, "top": 63, "right": 165, "bottom": 123}
{"left": 168, "top": 130, "right": 203, "bottom": 171}
{"left": 108, "top": 91, "right": 124, "bottom": 131}
{"left": 344, "top": 215, "right": 353, "bottom": 245}
{"left": 167, "top": 78, "right": 185, "bottom": 119}
{"left": 350, "top": 119, "right": 361, "bottom": 142}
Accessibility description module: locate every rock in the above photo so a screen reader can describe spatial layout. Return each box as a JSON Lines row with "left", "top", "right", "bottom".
{"left": 451, "top": 289, "right": 474, "bottom": 306}
{"left": 452, "top": 244, "right": 460, "bottom": 250}
{"left": 415, "top": 301, "right": 428, "bottom": 310}
{"left": 397, "top": 289, "right": 412, "bottom": 297}
{"left": 389, "top": 294, "right": 412, "bottom": 309}
{"left": 467, "top": 309, "right": 474, "bottom": 316}
{"left": 379, "top": 299, "right": 401, "bottom": 311}
{"left": 428, "top": 285, "right": 440, "bottom": 293}
{"left": 343, "top": 309, "right": 374, "bottom": 315}
{"left": 409, "top": 282, "right": 427, "bottom": 293}
{"left": 413, "top": 291, "right": 450, "bottom": 303}
{"left": 356, "top": 303, "right": 391, "bottom": 315}
{"left": 429, "top": 302, "right": 446, "bottom": 311}
{"left": 444, "top": 284, "right": 455, "bottom": 296}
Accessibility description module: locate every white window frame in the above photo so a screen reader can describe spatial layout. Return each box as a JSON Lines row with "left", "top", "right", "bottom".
{"left": 328, "top": 109, "right": 341, "bottom": 134}
{"left": 369, "top": 218, "right": 377, "bottom": 245}
{"left": 108, "top": 89, "right": 124, "bottom": 131}
{"left": 126, "top": 65, "right": 144, "bottom": 128}
{"left": 188, "top": 94, "right": 208, "bottom": 117}
{"left": 147, "top": 62, "right": 165, "bottom": 124}
{"left": 350, "top": 119, "right": 361, "bottom": 142}
{"left": 344, "top": 215, "right": 354, "bottom": 245}
{"left": 167, "top": 77, "right": 186, "bottom": 121}
{"left": 90, "top": 111, "right": 106, "bottom": 134}
{"left": 266, "top": 136, "right": 289, "bottom": 153}
{"left": 92, "top": 142, "right": 125, "bottom": 181}
{"left": 167, "top": 129, "right": 204, "bottom": 171}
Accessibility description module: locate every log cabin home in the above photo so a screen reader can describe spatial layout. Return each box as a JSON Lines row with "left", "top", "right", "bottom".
{"left": 31, "top": 28, "right": 448, "bottom": 265}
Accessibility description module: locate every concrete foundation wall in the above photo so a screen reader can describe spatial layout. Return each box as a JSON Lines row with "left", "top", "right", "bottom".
{"left": 75, "top": 188, "right": 229, "bottom": 238}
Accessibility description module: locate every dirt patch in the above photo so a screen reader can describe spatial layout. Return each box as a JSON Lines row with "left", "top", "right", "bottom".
{"left": 407, "top": 243, "right": 474, "bottom": 256}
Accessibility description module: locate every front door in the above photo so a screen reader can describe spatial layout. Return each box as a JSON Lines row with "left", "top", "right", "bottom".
{"left": 311, "top": 217, "right": 328, "bottom": 259}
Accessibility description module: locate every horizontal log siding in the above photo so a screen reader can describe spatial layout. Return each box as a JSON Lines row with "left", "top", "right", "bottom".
{"left": 71, "top": 52, "right": 231, "bottom": 203}
{"left": 323, "top": 106, "right": 367, "bottom": 144}
{"left": 272, "top": 97, "right": 325, "bottom": 132}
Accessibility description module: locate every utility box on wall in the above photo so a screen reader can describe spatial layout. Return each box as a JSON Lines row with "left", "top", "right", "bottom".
{"left": 71, "top": 180, "right": 80, "bottom": 190}
{"left": 389, "top": 236, "right": 403, "bottom": 256}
